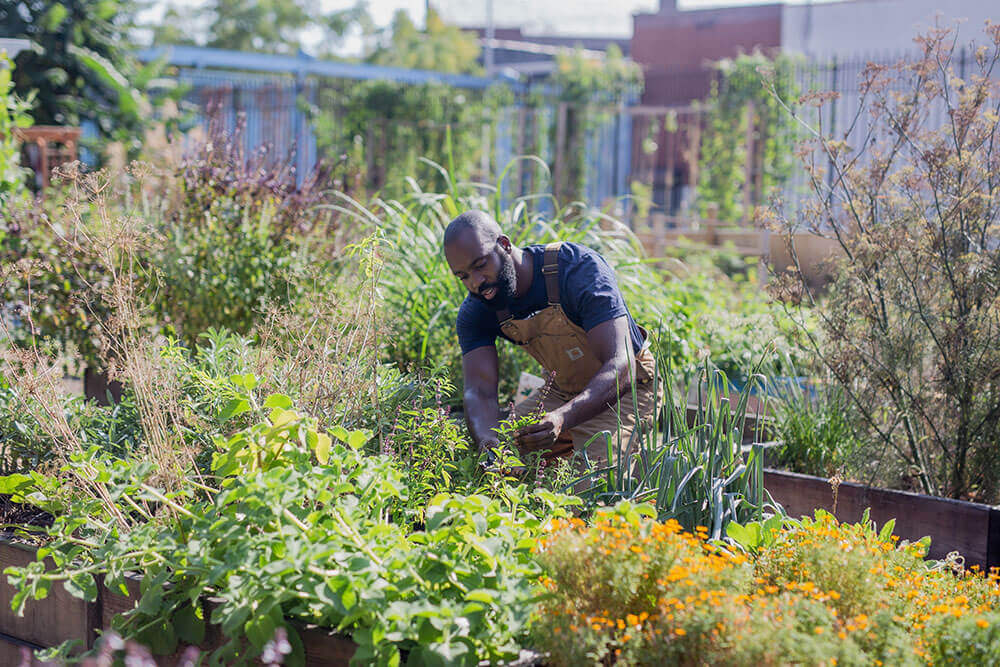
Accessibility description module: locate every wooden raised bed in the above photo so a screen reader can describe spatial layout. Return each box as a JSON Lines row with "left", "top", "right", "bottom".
{"left": 764, "top": 468, "right": 1000, "bottom": 569}
{"left": 0, "top": 538, "right": 357, "bottom": 665}
{"left": 3, "top": 473, "right": 997, "bottom": 662}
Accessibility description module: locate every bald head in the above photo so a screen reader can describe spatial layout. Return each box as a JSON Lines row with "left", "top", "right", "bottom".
{"left": 443, "top": 210, "right": 503, "bottom": 248}
{"left": 443, "top": 210, "right": 525, "bottom": 308}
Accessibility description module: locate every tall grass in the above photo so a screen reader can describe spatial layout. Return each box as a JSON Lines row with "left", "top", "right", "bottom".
{"left": 327, "top": 157, "right": 686, "bottom": 404}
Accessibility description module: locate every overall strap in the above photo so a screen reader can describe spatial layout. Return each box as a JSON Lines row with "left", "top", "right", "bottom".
{"left": 496, "top": 242, "right": 563, "bottom": 323}
{"left": 542, "top": 242, "right": 562, "bottom": 306}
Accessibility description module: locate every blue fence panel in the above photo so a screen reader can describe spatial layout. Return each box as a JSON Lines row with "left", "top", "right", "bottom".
{"left": 140, "top": 45, "right": 634, "bottom": 204}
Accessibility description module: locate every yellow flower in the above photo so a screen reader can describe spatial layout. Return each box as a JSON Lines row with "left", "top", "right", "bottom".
{"left": 675, "top": 628, "right": 687, "bottom": 636}
{"left": 977, "top": 618, "right": 990, "bottom": 628}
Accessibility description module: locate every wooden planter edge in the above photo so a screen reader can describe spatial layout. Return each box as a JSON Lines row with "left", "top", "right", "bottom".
{"left": 0, "top": 537, "right": 357, "bottom": 665}
{"left": 763, "top": 468, "right": 1000, "bottom": 570}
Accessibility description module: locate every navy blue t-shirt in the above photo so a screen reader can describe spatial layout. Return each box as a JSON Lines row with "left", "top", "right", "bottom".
{"left": 456, "top": 242, "right": 646, "bottom": 354}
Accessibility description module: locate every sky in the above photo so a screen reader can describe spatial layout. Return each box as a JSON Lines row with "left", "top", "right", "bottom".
{"left": 144, "top": 0, "right": 843, "bottom": 55}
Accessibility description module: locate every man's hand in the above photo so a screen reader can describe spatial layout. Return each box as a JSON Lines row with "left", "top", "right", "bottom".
{"left": 517, "top": 411, "right": 566, "bottom": 451}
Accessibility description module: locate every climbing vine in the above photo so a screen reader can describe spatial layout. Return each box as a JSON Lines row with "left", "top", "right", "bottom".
{"left": 697, "top": 51, "right": 800, "bottom": 222}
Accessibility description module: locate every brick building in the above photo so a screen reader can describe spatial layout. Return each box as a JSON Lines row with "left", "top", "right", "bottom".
{"left": 632, "top": 0, "right": 782, "bottom": 106}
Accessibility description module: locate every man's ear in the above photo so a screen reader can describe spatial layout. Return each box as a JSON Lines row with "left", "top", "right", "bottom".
{"left": 497, "top": 235, "right": 512, "bottom": 252}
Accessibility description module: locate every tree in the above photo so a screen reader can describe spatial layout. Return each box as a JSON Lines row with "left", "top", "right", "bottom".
{"left": 151, "top": 0, "right": 369, "bottom": 57}
{"left": 0, "top": 0, "right": 157, "bottom": 150}
{"left": 0, "top": 55, "right": 33, "bottom": 208}
{"left": 368, "top": 9, "right": 480, "bottom": 74}
{"left": 769, "top": 24, "right": 1000, "bottom": 501}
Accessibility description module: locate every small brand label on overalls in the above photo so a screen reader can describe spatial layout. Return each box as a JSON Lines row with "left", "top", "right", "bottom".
{"left": 566, "top": 347, "right": 584, "bottom": 361}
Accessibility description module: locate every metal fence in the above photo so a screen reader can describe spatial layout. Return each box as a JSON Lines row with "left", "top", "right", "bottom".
{"left": 144, "top": 44, "right": 992, "bottom": 226}
{"left": 151, "top": 47, "right": 631, "bottom": 208}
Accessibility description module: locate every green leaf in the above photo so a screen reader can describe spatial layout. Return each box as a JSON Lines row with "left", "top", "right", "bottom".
{"left": 263, "top": 394, "right": 293, "bottom": 410}
{"left": 341, "top": 588, "right": 357, "bottom": 611}
{"left": 879, "top": 518, "right": 896, "bottom": 544}
{"left": 346, "top": 430, "right": 368, "bottom": 450}
{"left": 67, "top": 44, "right": 141, "bottom": 117}
{"left": 465, "top": 590, "right": 496, "bottom": 604}
{"left": 64, "top": 573, "right": 97, "bottom": 602}
{"left": 245, "top": 614, "right": 276, "bottom": 650}
{"left": 219, "top": 398, "right": 251, "bottom": 422}
{"left": 137, "top": 618, "right": 177, "bottom": 655}
{"left": 42, "top": 4, "right": 68, "bottom": 31}
{"left": 314, "top": 432, "right": 332, "bottom": 465}
{"left": 173, "top": 603, "right": 205, "bottom": 645}
{"left": 270, "top": 408, "right": 297, "bottom": 427}
{"left": 0, "top": 473, "right": 33, "bottom": 495}
{"left": 726, "top": 521, "right": 753, "bottom": 549}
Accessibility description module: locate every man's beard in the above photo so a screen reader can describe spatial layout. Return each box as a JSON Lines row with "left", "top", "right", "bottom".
{"left": 472, "top": 252, "right": 518, "bottom": 309}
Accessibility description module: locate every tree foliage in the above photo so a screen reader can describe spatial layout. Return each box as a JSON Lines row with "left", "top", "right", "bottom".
{"left": 549, "top": 45, "right": 642, "bottom": 201}
{"left": 0, "top": 54, "right": 33, "bottom": 208}
{"left": 368, "top": 9, "right": 480, "bottom": 74}
{"left": 150, "top": 0, "right": 369, "bottom": 57}
{"left": 0, "top": 0, "right": 160, "bottom": 150}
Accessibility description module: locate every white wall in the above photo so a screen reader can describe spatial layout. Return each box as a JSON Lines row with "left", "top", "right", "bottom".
{"left": 782, "top": 0, "right": 998, "bottom": 58}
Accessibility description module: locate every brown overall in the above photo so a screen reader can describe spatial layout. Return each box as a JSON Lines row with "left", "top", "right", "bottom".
{"left": 503, "top": 242, "right": 659, "bottom": 466}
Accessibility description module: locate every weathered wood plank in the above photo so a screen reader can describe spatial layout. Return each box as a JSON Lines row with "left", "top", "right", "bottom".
{"left": 0, "top": 541, "right": 94, "bottom": 651}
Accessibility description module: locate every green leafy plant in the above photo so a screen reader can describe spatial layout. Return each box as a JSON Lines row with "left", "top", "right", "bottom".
{"left": 2, "top": 398, "right": 571, "bottom": 665}
{"left": 769, "top": 375, "right": 858, "bottom": 477}
{"left": 0, "top": 54, "right": 32, "bottom": 210}
{"left": 573, "top": 358, "right": 780, "bottom": 539}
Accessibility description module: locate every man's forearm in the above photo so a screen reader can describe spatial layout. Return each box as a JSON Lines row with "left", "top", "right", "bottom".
{"left": 464, "top": 389, "right": 501, "bottom": 450}
{"left": 554, "top": 357, "right": 633, "bottom": 431}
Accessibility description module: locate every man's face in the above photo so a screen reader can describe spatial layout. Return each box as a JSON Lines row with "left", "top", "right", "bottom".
{"left": 445, "top": 228, "right": 518, "bottom": 309}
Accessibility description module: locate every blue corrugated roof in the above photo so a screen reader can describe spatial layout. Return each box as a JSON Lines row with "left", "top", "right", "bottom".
{"left": 135, "top": 45, "right": 525, "bottom": 92}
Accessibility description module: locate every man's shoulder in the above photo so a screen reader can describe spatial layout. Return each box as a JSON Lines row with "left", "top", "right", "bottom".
{"left": 553, "top": 242, "right": 612, "bottom": 277}
{"left": 555, "top": 241, "right": 605, "bottom": 265}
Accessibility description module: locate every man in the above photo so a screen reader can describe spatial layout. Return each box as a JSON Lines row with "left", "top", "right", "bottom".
{"left": 443, "top": 210, "right": 659, "bottom": 470}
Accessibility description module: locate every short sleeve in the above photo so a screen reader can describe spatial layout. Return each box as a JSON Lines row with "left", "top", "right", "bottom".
{"left": 456, "top": 298, "right": 499, "bottom": 354}
{"left": 560, "top": 246, "right": 629, "bottom": 332}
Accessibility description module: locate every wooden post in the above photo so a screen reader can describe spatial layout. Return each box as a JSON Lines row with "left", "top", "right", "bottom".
{"left": 36, "top": 137, "right": 49, "bottom": 188}
{"left": 686, "top": 110, "right": 702, "bottom": 217}
{"left": 742, "top": 101, "right": 755, "bottom": 225}
{"left": 554, "top": 102, "right": 567, "bottom": 201}
{"left": 664, "top": 113, "right": 676, "bottom": 214}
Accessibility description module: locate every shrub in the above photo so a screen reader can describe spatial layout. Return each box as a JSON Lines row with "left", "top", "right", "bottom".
{"left": 768, "top": 25, "right": 1000, "bottom": 501}
{"left": 769, "top": 376, "right": 858, "bottom": 476}
{"left": 0, "top": 375, "right": 141, "bottom": 474}
{"left": 150, "top": 123, "right": 338, "bottom": 345}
